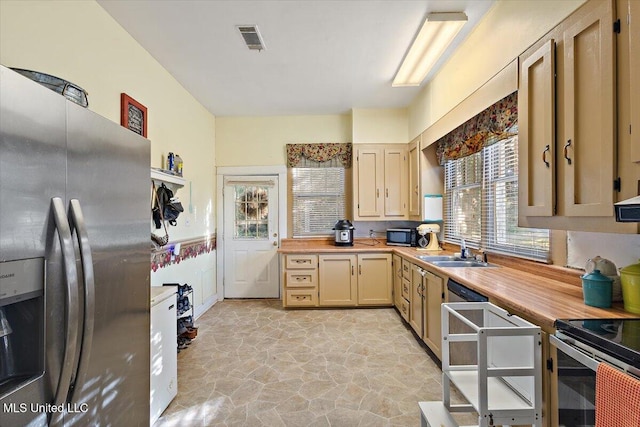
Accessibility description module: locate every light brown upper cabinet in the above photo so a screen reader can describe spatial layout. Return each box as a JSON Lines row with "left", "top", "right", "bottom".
{"left": 630, "top": 0, "right": 640, "bottom": 163}
{"left": 353, "top": 144, "right": 408, "bottom": 220}
{"left": 408, "top": 137, "right": 421, "bottom": 219}
{"left": 519, "top": 39, "right": 556, "bottom": 218}
{"left": 519, "top": 0, "right": 637, "bottom": 233}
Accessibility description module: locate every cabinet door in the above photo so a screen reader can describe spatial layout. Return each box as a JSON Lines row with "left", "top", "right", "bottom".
{"left": 409, "top": 264, "right": 424, "bottom": 336}
{"left": 519, "top": 39, "right": 556, "bottom": 218}
{"left": 423, "top": 271, "right": 444, "bottom": 359}
{"left": 408, "top": 138, "right": 421, "bottom": 218}
{"left": 318, "top": 254, "right": 357, "bottom": 306}
{"left": 355, "top": 148, "right": 383, "bottom": 218}
{"left": 383, "top": 148, "right": 407, "bottom": 217}
{"left": 561, "top": 0, "right": 616, "bottom": 216}
{"left": 392, "top": 254, "right": 403, "bottom": 310}
{"left": 357, "top": 253, "right": 392, "bottom": 306}
{"left": 630, "top": 0, "right": 640, "bottom": 162}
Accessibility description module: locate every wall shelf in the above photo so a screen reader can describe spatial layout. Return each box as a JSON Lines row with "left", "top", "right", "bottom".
{"left": 151, "top": 167, "right": 185, "bottom": 188}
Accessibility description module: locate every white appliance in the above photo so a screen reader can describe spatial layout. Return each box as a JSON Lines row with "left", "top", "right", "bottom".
{"left": 150, "top": 287, "right": 178, "bottom": 425}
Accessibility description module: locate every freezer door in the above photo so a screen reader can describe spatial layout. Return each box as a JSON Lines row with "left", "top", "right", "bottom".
{"left": 64, "top": 102, "right": 151, "bottom": 425}
{"left": 0, "top": 66, "right": 67, "bottom": 426}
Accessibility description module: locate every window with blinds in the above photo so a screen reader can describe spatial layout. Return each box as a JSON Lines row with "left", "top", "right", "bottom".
{"left": 444, "top": 135, "right": 550, "bottom": 261}
{"left": 292, "top": 167, "right": 346, "bottom": 236}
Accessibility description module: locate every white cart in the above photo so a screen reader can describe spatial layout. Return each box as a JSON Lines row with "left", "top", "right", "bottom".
{"left": 420, "top": 302, "right": 542, "bottom": 427}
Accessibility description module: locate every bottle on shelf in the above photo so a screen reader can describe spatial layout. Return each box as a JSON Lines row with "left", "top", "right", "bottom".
{"left": 175, "top": 154, "right": 183, "bottom": 176}
{"left": 167, "top": 152, "right": 175, "bottom": 173}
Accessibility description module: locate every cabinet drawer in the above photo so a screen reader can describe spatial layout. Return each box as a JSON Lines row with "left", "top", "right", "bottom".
{"left": 402, "top": 278, "right": 411, "bottom": 301}
{"left": 285, "top": 289, "right": 318, "bottom": 307}
{"left": 402, "top": 259, "right": 411, "bottom": 280}
{"left": 400, "top": 298, "right": 410, "bottom": 322}
{"left": 285, "top": 271, "right": 318, "bottom": 288}
{"left": 285, "top": 254, "right": 318, "bottom": 270}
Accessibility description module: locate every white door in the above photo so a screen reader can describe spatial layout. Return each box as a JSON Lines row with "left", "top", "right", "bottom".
{"left": 223, "top": 176, "right": 279, "bottom": 298}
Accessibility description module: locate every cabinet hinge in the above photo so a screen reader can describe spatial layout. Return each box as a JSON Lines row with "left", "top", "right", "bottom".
{"left": 614, "top": 19, "right": 621, "bottom": 33}
{"left": 546, "top": 357, "right": 554, "bottom": 372}
{"left": 614, "top": 177, "right": 621, "bottom": 192}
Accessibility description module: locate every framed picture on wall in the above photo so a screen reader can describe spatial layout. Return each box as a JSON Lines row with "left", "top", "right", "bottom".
{"left": 120, "top": 93, "right": 147, "bottom": 137}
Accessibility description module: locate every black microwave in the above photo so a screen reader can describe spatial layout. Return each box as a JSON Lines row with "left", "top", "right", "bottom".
{"left": 386, "top": 228, "right": 417, "bottom": 247}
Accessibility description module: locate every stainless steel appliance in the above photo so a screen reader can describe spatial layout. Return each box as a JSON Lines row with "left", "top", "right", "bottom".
{"left": 446, "top": 279, "right": 488, "bottom": 365}
{"left": 550, "top": 319, "right": 640, "bottom": 427}
{"left": 333, "top": 220, "right": 354, "bottom": 246}
{"left": 386, "top": 228, "right": 417, "bottom": 247}
{"left": 614, "top": 195, "right": 640, "bottom": 222}
{"left": 0, "top": 66, "right": 150, "bottom": 426}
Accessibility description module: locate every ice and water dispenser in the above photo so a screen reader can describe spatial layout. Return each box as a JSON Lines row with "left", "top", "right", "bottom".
{"left": 0, "top": 258, "right": 44, "bottom": 396}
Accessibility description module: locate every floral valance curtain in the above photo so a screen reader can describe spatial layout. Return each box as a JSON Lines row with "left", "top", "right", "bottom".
{"left": 436, "top": 92, "right": 518, "bottom": 165}
{"left": 286, "top": 143, "right": 352, "bottom": 168}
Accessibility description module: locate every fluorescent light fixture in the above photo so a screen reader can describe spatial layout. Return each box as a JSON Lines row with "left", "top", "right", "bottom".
{"left": 393, "top": 12, "right": 468, "bottom": 87}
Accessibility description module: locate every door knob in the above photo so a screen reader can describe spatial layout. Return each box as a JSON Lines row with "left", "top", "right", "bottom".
{"left": 273, "top": 241, "right": 278, "bottom": 246}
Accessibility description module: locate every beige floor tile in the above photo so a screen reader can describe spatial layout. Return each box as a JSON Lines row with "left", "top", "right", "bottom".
{"left": 155, "top": 299, "right": 477, "bottom": 426}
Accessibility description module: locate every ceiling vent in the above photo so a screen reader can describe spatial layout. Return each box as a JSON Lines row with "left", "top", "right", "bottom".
{"left": 237, "top": 25, "right": 265, "bottom": 51}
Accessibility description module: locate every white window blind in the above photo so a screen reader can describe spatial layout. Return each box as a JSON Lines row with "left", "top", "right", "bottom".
{"left": 444, "top": 135, "right": 550, "bottom": 261}
{"left": 292, "top": 167, "right": 345, "bottom": 236}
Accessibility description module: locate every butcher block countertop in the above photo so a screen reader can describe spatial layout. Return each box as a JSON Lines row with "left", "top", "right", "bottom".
{"left": 279, "top": 238, "right": 637, "bottom": 331}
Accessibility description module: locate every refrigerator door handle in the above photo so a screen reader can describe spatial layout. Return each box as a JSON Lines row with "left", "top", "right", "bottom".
{"left": 68, "top": 199, "right": 95, "bottom": 403}
{"left": 50, "top": 197, "right": 81, "bottom": 427}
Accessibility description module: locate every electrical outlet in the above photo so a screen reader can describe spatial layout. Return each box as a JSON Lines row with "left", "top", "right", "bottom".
{"left": 369, "top": 229, "right": 374, "bottom": 238}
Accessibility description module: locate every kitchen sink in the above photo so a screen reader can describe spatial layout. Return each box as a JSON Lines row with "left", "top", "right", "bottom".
{"left": 429, "top": 260, "right": 496, "bottom": 268}
{"left": 415, "top": 255, "right": 459, "bottom": 262}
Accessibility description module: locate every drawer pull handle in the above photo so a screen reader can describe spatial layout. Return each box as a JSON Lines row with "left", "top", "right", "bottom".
{"left": 295, "top": 260, "right": 308, "bottom": 264}
{"left": 168, "top": 304, "right": 174, "bottom": 310}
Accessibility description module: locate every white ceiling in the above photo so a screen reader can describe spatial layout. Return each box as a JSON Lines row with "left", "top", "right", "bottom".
{"left": 97, "top": 0, "right": 495, "bottom": 117}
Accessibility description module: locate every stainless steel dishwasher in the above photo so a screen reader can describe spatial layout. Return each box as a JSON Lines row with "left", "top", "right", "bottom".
{"left": 446, "top": 279, "right": 488, "bottom": 365}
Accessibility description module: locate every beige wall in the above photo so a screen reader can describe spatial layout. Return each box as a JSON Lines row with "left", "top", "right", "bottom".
{"left": 216, "top": 114, "right": 352, "bottom": 166}
{"left": 408, "top": 0, "right": 586, "bottom": 139}
{"left": 0, "top": 0, "right": 216, "bottom": 241}
{"left": 352, "top": 108, "right": 408, "bottom": 144}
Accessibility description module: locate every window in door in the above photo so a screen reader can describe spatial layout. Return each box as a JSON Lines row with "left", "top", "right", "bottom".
{"left": 233, "top": 185, "right": 270, "bottom": 239}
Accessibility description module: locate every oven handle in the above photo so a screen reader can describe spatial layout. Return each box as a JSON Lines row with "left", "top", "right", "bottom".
{"left": 550, "top": 335, "right": 599, "bottom": 372}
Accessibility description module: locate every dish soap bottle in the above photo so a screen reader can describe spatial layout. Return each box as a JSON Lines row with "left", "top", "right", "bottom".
{"left": 175, "top": 154, "right": 183, "bottom": 176}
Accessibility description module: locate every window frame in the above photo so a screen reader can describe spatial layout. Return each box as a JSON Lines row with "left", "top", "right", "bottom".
{"left": 444, "top": 134, "right": 550, "bottom": 261}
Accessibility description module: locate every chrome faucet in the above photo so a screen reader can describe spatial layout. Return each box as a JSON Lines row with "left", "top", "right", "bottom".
{"left": 460, "top": 238, "right": 470, "bottom": 259}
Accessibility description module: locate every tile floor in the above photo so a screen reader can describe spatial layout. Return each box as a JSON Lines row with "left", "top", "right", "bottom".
{"left": 155, "top": 299, "right": 477, "bottom": 427}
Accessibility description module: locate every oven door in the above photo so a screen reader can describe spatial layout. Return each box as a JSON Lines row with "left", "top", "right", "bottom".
{"left": 550, "top": 335, "right": 598, "bottom": 427}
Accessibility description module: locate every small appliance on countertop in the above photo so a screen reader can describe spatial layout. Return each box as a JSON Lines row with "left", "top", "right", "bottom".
{"left": 333, "top": 219, "right": 354, "bottom": 246}
{"left": 416, "top": 223, "right": 440, "bottom": 250}
{"left": 386, "top": 228, "right": 417, "bottom": 247}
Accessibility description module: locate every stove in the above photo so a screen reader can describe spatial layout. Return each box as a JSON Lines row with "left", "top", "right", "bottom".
{"left": 555, "top": 318, "right": 640, "bottom": 370}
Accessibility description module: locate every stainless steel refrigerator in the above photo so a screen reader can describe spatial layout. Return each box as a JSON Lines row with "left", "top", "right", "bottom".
{"left": 0, "top": 65, "right": 150, "bottom": 426}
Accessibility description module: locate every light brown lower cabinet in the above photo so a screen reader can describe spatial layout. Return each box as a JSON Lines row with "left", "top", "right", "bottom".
{"left": 318, "top": 254, "right": 358, "bottom": 306}
{"left": 409, "top": 263, "right": 425, "bottom": 336}
{"left": 422, "top": 270, "right": 444, "bottom": 360}
{"left": 282, "top": 254, "right": 319, "bottom": 308}
{"left": 281, "top": 252, "right": 393, "bottom": 308}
